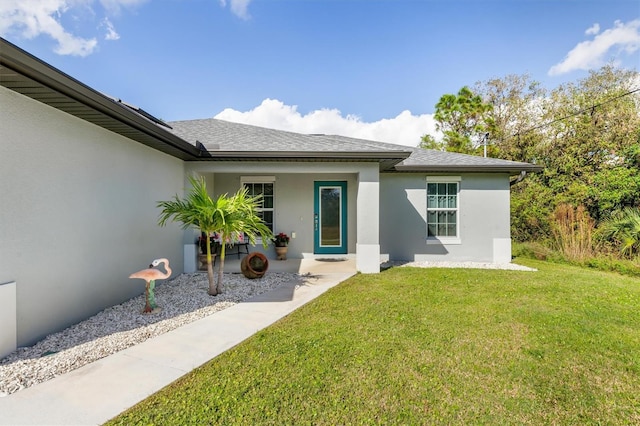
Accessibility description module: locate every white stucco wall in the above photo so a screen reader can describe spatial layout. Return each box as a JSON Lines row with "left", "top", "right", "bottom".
{"left": 380, "top": 173, "right": 512, "bottom": 263}
{"left": 0, "top": 86, "right": 185, "bottom": 349}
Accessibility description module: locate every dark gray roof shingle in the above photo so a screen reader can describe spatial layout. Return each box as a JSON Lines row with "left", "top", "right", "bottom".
{"left": 168, "top": 118, "right": 541, "bottom": 173}
{"left": 169, "top": 118, "right": 409, "bottom": 153}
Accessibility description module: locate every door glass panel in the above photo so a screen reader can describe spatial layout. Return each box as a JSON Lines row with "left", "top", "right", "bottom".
{"left": 320, "top": 187, "right": 341, "bottom": 246}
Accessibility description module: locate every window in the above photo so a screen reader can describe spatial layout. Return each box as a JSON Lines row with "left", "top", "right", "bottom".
{"left": 426, "top": 177, "right": 460, "bottom": 240}
{"left": 241, "top": 177, "right": 275, "bottom": 232}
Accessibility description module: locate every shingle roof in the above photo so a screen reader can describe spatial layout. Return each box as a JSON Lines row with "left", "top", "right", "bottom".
{"left": 169, "top": 118, "right": 410, "bottom": 153}
{"left": 169, "top": 118, "right": 541, "bottom": 174}
{"left": 394, "top": 147, "right": 542, "bottom": 173}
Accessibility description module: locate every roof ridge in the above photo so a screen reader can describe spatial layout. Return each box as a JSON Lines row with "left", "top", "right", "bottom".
{"left": 168, "top": 118, "right": 413, "bottom": 151}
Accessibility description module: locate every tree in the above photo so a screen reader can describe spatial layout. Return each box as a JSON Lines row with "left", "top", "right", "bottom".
{"left": 534, "top": 66, "right": 640, "bottom": 223}
{"left": 157, "top": 176, "right": 273, "bottom": 295}
{"left": 419, "top": 133, "right": 444, "bottom": 151}
{"left": 431, "top": 86, "right": 495, "bottom": 154}
{"left": 209, "top": 187, "right": 273, "bottom": 294}
{"left": 473, "top": 74, "right": 546, "bottom": 163}
{"left": 475, "top": 67, "right": 640, "bottom": 241}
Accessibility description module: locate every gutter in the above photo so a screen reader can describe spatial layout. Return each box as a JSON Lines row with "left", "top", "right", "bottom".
{"left": 200, "top": 150, "right": 413, "bottom": 161}
{"left": 392, "top": 163, "right": 543, "bottom": 174}
{"left": 1, "top": 38, "right": 202, "bottom": 160}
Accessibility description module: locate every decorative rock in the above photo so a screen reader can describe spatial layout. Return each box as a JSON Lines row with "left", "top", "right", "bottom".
{"left": 0, "top": 271, "right": 301, "bottom": 396}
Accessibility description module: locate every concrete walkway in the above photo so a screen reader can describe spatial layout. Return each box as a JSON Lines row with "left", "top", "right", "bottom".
{"left": 0, "top": 257, "right": 356, "bottom": 426}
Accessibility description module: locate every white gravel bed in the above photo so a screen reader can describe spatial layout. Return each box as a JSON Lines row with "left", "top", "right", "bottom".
{"left": 0, "top": 272, "right": 302, "bottom": 397}
{"left": 383, "top": 261, "right": 537, "bottom": 271}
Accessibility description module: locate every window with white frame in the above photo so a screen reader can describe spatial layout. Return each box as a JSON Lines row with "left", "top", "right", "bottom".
{"left": 241, "top": 177, "right": 275, "bottom": 232}
{"left": 426, "top": 177, "right": 460, "bottom": 239}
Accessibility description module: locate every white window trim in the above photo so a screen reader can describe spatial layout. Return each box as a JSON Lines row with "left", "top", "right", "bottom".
{"left": 426, "top": 176, "right": 462, "bottom": 245}
{"left": 240, "top": 176, "right": 276, "bottom": 184}
{"left": 241, "top": 177, "right": 276, "bottom": 239}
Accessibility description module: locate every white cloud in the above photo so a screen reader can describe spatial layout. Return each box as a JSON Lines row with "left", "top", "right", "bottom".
{"left": 102, "top": 17, "right": 119, "bottom": 40}
{"left": 0, "top": 0, "right": 97, "bottom": 56}
{"left": 214, "top": 99, "right": 438, "bottom": 147}
{"left": 585, "top": 23, "right": 600, "bottom": 36}
{"left": 0, "top": 0, "right": 144, "bottom": 56}
{"left": 99, "top": 0, "right": 147, "bottom": 15}
{"left": 219, "top": 0, "right": 251, "bottom": 20}
{"left": 549, "top": 19, "right": 640, "bottom": 76}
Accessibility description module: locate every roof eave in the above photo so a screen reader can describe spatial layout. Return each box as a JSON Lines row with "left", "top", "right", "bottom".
{"left": 392, "top": 164, "right": 544, "bottom": 174}
{"left": 202, "top": 150, "right": 412, "bottom": 160}
{"left": 1, "top": 38, "right": 202, "bottom": 160}
{"left": 194, "top": 150, "right": 411, "bottom": 171}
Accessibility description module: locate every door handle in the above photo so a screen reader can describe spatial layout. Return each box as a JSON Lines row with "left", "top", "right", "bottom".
{"left": 314, "top": 213, "right": 318, "bottom": 231}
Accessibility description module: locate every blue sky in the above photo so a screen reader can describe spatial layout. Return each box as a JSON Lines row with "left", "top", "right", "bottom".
{"left": 1, "top": 0, "right": 639, "bottom": 146}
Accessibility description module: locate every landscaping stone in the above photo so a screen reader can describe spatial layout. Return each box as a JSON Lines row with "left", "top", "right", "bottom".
{"left": 0, "top": 272, "right": 301, "bottom": 396}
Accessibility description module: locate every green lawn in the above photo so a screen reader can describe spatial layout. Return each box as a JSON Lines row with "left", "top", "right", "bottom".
{"left": 107, "top": 260, "right": 640, "bottom": 425}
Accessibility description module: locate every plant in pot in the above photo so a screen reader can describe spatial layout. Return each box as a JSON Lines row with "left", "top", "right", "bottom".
{"left": 273, "top": 232, "right": 290, "bottom": 260}
{"left": 197, "top": 232, "right": 217, "bottom": 255}
{"left": 196, "top": 232, "right": 218, "bottom": 270}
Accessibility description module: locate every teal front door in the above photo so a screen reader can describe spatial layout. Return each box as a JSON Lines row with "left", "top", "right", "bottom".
{"left": 314, "top": 181, "right": 347, "bottom": 254}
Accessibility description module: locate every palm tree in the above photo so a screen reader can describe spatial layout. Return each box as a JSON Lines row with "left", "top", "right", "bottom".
{"left": 600, "top": 207, "right": 640, "bottom": 259}
{"left": 157, "top": 176, "right": 272, "bottom": 295}
{"left": 210, "top": 186, "right": 273, "bottom": 294}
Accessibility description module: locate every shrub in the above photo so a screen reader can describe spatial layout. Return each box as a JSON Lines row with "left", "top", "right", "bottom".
{"left": 599, "top": 207, "right": 640, "bottom": 259}
{"left": 512, "top": 241, "right": 555, "bottom": 261}
{"left": 584, "top": 256, "right": 640, "bottom": 277}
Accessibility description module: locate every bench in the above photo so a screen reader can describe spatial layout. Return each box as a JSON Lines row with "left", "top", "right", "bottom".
{"left": 212, "top": 233, "right": 249, "bottom": 264}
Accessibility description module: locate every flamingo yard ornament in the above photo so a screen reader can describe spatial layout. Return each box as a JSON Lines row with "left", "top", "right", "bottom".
{"left": 129, "top": 258, "right": 172, "bottom": 313}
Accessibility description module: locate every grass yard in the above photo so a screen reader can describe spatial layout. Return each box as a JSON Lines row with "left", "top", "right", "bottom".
{"left": 107, "top": 260, "right": 640, "bottom": 425}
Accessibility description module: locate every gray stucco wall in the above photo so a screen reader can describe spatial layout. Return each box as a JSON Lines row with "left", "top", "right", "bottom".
{"left": 210, "top": 171, "right": 358, "bottom": 259}
{"left": 380, "top": 173, "right": 511, "bottom": 262}
{"left": 184, "top": 161, "right": 374, "bottom": 259}
{"left": 0, "top": 86, "right": 185, "bottom": 349}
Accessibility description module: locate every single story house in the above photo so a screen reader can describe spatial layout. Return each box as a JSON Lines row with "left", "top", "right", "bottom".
{"left": 0, "top": 38, "right": 541, "bottom": 357}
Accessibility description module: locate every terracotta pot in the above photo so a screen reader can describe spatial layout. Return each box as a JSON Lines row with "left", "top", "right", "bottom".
{"left": 241, "top": 252, "right": 269, "bottom": 279}
{"left": 198, "top": 253, "right": 216, "bottom": 271}
{"left": 274, "top": 246, "right": 288, "bottom": 260}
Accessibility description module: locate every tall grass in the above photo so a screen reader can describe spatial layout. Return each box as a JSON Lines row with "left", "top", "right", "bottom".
{"left": 550, "top": 203, "right": 594, "bottom": 261}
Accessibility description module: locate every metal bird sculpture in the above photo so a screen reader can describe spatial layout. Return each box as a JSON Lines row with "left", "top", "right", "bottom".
{"left": 129, "top": 258, "right": 171, "bottom": 313}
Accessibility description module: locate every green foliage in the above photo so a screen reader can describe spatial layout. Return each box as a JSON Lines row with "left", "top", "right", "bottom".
{"left": 432, "top": 86, "right": 495, "bottom": 154}
{"left": 157, "top": 176, "right": 221, "bottom": 295}
{"left": 487, "top": 67, "right": 640, "bottom": 241}
{"left": 210, "top": 186, "right": 274, "bottom": 294}
{"left": 586, "top": 168, "right": 640, "bottom": 218}
{"left": 510, "top": 175, "right": 554, "bottom": 241}
{"left": 108, "top": 264, "right": 640, "bottom": 425}
{"left": 474, "top": 73, "right": 546, "bottom": 163}
{"left": 513, "top": 241, "right": 640, "bottom": 278}
{"left": 418, "top": 133, "right": 443, "bottom": 150}
{"left": 599, "top": 207, "right": 640, "bottom": 259}
{"left": 583, "top": 256, "right": 640, "bottom": 277}
{"left": 157, "top": 176, "right": 273, "bottom": 295}
{"left": 512, "top": 241, "right": 558, "bottom": 261}
{"left": 529, "top": 66, "right": 640, "bottom": 222}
